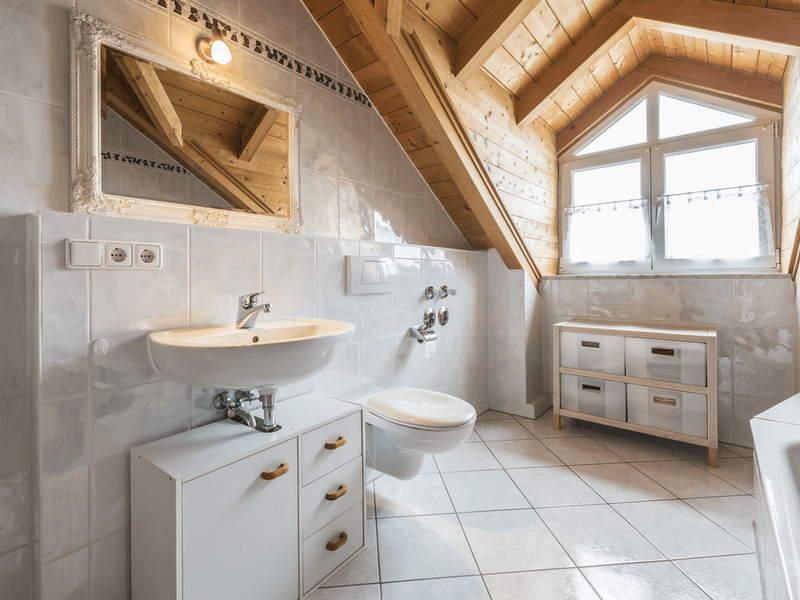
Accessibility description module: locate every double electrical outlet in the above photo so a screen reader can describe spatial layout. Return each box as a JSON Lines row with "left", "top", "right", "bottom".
{"left": 66, "top": 238, "right": 163, "bottom": 270}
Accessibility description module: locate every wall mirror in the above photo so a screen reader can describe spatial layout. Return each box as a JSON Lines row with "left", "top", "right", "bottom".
{"left": 70, "top": 10, "right": 301, "bottom": 232}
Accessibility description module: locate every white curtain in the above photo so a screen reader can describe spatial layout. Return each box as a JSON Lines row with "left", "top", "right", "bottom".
{"left": 564, "top": 198, "right": 651, "bottom": 265}
{"left": 662, "top": 184, "right": 773, "bottom": 260}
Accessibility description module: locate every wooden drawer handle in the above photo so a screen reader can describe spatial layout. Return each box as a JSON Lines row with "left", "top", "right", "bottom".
{"left": 261, "top": 462, "right": 289, "bottom": 480}
{"left": 326, "top": 532, "right": 348, "bottom": 551}
{"left": 325, "top": 484, "right": 347, "bottom": 501}
{"left": 325, "top": 435, "right": 346, "bottom": 450}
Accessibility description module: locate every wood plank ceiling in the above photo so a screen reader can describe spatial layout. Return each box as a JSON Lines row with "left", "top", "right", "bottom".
{"left": 303, "top": 0, "right": 799, "bottom": 275}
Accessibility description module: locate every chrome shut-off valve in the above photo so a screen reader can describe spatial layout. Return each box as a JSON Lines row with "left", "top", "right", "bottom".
{"left": 425, "top": 285, "right": 458, "bottom": 300}
{"left": 408, "top": 308, "right": 437, "bottom": 344}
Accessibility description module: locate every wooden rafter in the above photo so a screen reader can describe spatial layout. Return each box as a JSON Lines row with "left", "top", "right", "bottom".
{"left": 341, "top": 0, "right": 542, "bottom": 286}
{"left": 238, "top": 106, "right": 280, "bottom": 162}
{"left": 105, "top": 70, "right": 276, "bottom": 215}
{"left": 115, "top": 54, "right": 184, "bottom": 148}
{"left": 516, "top": 13, "right": 635, "bottom": 127}
{"left": 374, "top": 0, "right": 402, "bottom": 37}
{"left": 612, "top": 0, "right": 800, "bottom": 58}
{"left": 557, "top": 55, "right": 783, "bottom": 154}
{"left": 454, "top": 0, "right": 544, "bottom": 82}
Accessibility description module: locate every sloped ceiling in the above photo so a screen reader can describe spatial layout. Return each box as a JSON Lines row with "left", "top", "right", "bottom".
{"left": 302, "top": 0, "right": 800, "bottom": 277}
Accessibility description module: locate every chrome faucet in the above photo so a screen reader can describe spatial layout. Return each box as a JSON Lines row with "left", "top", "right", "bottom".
{"left": 237, "top": 291, "right": 272, "bottom": 329}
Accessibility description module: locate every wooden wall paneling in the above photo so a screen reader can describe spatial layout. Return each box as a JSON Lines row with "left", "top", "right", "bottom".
{"left": 629, "top": 26, "right": 653, "bottom": 62}
{"left": 706, "top": 39, "right": 733, "bottom": 69}
{"left": 547, "top": 0, "right": 595, "bottom": 44}
{"left": 582, "top": 0, "right": 620, "bottom": 24}
{"left": 732, "top": 45, "right": 760, "bottom": 74}
{"left": 317, "top": 3, "right": 361, "bottom": 47}
{"left": 660, "top": 31, "right": 688, "bottom": 60}
{"left": 608, "top": 34, "right": 640, "bottom": 78}
{"left": 683, "top": 35, "right": 709, "bottom": 64}
{"left": 406, "top": 0, "right": 475, "bottom": 41}
{"left": 454, "top": 0, "right": 545, "bottom": 81}
{"left": 407, "top": 146, "right": 443, "bottom": 170}
{"left": 369, "top": 84, "right": 407, "bottom": 114}
{"left": 613, "top": 0, "right": 800, "bottom": 55}
{"left": 590, "top": 53, "right": 623, "bottom": 90}
{"left": 645, "top": 28, "right": 666, "bottom": 54}
{"left": 570, "top": 70, "right": 604, "bottom": 109}
{"left": 336, "top": 33, "right": 379, "bottom": 72}
{"left": 383, "top": 107, "right": 421, "bottom": 134}
{"left": 516, "top": 13, "right": 635, "bottom": 125}
{"left": 522, "top": 4, "right": 574, "bottom": 63}
{"left": 484, "top": 46, "right": 536, "bottom": 96}
{"left": 304, "top": 0, "right": 343, "bottom": 19}
{"left": 554, "top": 87, "right": 588, "bottom": 120}
{"left": 397, "top": 126, "right": 433, "bottom": 152}
{"left": 352, "top": 59, "right": 394, "bottom": 94}
{"left": 556, "top": 55, "right": 783, "bottom": 153}
{"left": 374, "top": 0, "right": 403, "bottom": 37}
{"left": 503, "top": 23, "right": 554, "bottom": 82}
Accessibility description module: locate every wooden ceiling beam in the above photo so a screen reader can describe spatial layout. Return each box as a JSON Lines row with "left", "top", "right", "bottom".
{"left": 115, "top": 54, "right": 184, "bottom": 148}
{"left": 557, "top": 55, "right": 783, "bottom": 155}
{"left": 516, "top": 12, "right": 635, "bottom": 127}
{"left": 237, "top": 105, "right": 280, "bottom": 162}
{"left": 612, "top": 0, "right": 800, "bottom": 57}
{"left": 454, "top": 0, "right": 544, "bottom": 82}
{"left": 341, "top": 0, "right": 542, "bottom": 287}
{"left": 374, "top": 0, "right": 402, "bottom": 37}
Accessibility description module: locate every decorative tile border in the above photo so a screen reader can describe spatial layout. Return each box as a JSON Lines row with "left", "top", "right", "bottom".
{"left": 102, "top": 150, "right": 190, "bottom": 176}
{"left": 135, "top": 0, "right": 373, "bottom": 110}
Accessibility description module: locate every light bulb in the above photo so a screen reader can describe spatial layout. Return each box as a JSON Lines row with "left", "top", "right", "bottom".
{"left": 197, "top": 27, "right": 232, "bottom": 65}
{"left": 210, "top": 39, "right": 232, "bottom": 65}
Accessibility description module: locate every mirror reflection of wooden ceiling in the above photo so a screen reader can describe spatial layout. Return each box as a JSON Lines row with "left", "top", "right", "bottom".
{"left": 303, "top": 0, "right": 800, "bottom": 284}
{"left": 103, "top": 48, "right": 290, "bottom": 217}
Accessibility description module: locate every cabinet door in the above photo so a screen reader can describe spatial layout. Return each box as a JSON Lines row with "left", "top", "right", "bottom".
{"left": 182, "top": 438, "right": 299, "bottom": 600}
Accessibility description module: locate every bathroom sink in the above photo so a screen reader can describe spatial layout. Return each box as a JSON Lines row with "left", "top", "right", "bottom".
{"left": 147, "top": 317, "right": 355, "bottom": 391}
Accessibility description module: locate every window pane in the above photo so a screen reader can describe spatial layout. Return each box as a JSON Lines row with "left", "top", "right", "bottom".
{"left": 577, "top": 99, "right": 647, "bottom": 156}
{"left": 572, "top": 160, "right": 641, "bottom": 206}
{"left": 664, "top": 140, "right": 757, "bottom": 195}
{"left": 659, "top": 94, "right": 753, "bottom": 139}
{"left": 664, "top": 186, "right": 772, "bottom": 260}
{"left": 565, "top": 199, "right": 651, "bottom": 264}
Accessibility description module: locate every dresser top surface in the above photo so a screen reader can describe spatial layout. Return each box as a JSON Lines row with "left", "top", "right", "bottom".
{"left": 555, "top": 320, "right": 715, "bottom": 341}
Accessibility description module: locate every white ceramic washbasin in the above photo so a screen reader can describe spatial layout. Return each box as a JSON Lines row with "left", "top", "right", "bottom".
{"left": 147, "top": 317, "right": 355, "bottom": 391}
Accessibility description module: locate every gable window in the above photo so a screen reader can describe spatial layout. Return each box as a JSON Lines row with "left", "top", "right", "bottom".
{"left": 559, "top": 82, "right": 780, "bottom": 273}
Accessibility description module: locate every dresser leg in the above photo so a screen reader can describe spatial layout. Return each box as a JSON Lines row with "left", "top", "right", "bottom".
{"left": 554, "top": 414, "right": 561, "bottom": 430}
{"left": 708, "top": 447, "right": 717, "bottom": 468}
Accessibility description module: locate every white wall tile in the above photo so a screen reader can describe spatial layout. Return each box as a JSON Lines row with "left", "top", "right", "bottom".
{"left": 551, "top": 280, "right": 588, "bottom": 317}
{"left": 588, "top": 280, "right": 629, "bottom": 319}
{"left": 77, "top": 0, "right": 169, "bottom": 48}
{"left": 338, "top": 101, "right": 373, "bottom": 185}
{"left": 263, "top": 232, "right": 315, "bottom": 255}
{"left": 241, "top": 0, "right": 293, "bottom": 51}
{"left": 403, "top": 196, "right": 427, "bottom": 246}
{"left": 190, "top": 226, "right": 260, "bottom": 253}
{"left": 301, "top": 169, "right": 339, "bottom": 238}
{"left": 0, "top": 546, "right": 32, "bottom": 599}
{"left": 0, "top": 246, "right": 27, "bottom": 400}
{"left": 294, "top": 0, "right": 337, "bottom": 72}
{"left": 372, "top": 113, "right": 403, "bottom": 193}
{"left": 678, "top": 279, "right": 732, "bottom": 325}
{"left": 90, "top": 529, "right": 128, "bottom": 600}
{"left": 373, "top": 189, "right": 403, "bottom": 245}
{"left": 317, "top": 255, "right": 359, "bottom": 337}
{"left": 360, "top": 293, "right": 396, "bottom": 341}
{"left": 733, "top": 278, "right": 793, "bottom": 327}
{"left": 41, "top": 546, "right": 88, "bottom": 600}
{"left": 733, "top": 326, "right": 794, "bottom": 400}
{"left": 91, "top": 216, "right": 188, "bottom": 249}
{"left": 91, "top": 381, "right": 190, "bottom": 540}
{"left": 318, "top": 341, "right": 360, "bottom": 401}
{"left": 92, "top": 249, "right": 190, "bottom": 390}
{"left": 190, "top": 249, "right": 260, "bottom": 325}
{"left": 630, "top": 280, "right": 678, "bottom": 321}
{"left": 264, "top": 253, "right": 316, "bottom": 318}
{"left": 339, "top": 180, "right": 374, "bottom": 241}
{"left": 41, "top": 243, "right": 89, "bottom": 402}
{"left": 0, "top": 396, "right": 30, "bottom": 554}
{"left": 296, "top": 78, "right": 338, "bottom": 175}
{"left": 360, "top": 336, "right": 394, "bottom": 398}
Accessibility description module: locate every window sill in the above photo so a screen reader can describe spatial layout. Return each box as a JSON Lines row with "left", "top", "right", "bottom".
{"left": 544, "top": 272, "right": 790, "bottom": 281}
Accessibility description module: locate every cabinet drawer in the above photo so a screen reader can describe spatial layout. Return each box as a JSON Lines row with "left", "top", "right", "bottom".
{"left": 302, "top": 456, "right": 363, "bottom": 539}
{"left": 627, "top": 384, "right": 708, "bottom": 438}
{"left": 302, "top": 412, "right": 362, "bottom": 485}
{"left": 625, "top": 338, "right": 706, "bottom": 386}
{"left": 182, "top": 438, "right": 299, "bottom": 600}
{"left": 303, "top": 502, "right": 364, "bottom": 593}
{"left": 560, "top": 374, "right": 626, "bottom": 421}
{"left": 560, "top": 332, "right": 625, "bottom": 375}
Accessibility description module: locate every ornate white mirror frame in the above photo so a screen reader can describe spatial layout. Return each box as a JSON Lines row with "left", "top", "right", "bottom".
{"left": 69, "top": 8, "right": 302, "bottom": 232}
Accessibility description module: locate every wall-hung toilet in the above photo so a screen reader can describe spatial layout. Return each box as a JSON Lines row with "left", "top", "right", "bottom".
{"left": 362, "top": 387, "right": 477, "bottom": 480}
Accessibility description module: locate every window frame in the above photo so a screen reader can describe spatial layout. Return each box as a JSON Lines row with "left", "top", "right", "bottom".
{"left": 559, "top": 81, "right": 781, "bottom": 275}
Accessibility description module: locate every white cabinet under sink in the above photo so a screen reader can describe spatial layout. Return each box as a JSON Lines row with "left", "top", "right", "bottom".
{"left": 131, "top": 393, "right": 365, "bottom": 600}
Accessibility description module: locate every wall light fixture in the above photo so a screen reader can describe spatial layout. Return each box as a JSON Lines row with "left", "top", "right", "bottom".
{"left": 197, "top": 26, "right": 232, "bottom": 65}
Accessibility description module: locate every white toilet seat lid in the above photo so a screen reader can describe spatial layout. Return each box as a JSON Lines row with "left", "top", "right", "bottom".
{"left": 367, "top": 387, "right": 476, "bottom": 430}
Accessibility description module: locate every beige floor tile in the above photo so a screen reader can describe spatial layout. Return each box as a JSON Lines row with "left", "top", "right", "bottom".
{"left": 442, "top": 470, "right": 530, "bottom": 512}
{"left": 516, "top": 413, "right": 587, "bottom": 439}
{"left": 306, "top": 584, "right": 381, "bottom": 600}
{"left": 485, "top": 439, "right": 562, "bottom": 469}
{"left": 612, "top": 500, "right": 752, "bottom": 559}
{"left": 484, "top": 569, "right": 600, "bottom": 600}
{"left": 474, "top": 420, "right": 534, "bottom": 441}
{"left": 510, "top": 467, "right": 604, "bottom": 508}
{"left": 571, "top": 463, "right": 675, "bottom": 503}
{"left": 459, "top": 509, "right": 573, "bottom": 574}
{"left": 632, "top": 461, "right": 745, "bottom": 498}
{"left": 477, "top": 410, "right": 514, "bottom": 421}
{"left": 684, "top": 495, "right": 757, "bottom": 549}
{"left": 691, "top": 457, "right": 755, "bottom": 494}
{"left": 581, "top": 562, "right": 708, "bottom": 600}
{"left": 374, "top": 473, "right": 454, "bottom": 518}
{"left": 434, "top": 442, "right": 503, "bottom": 472}
{"left": 593, "top": 432, "right": 684, "bottom": 462}
{"left": 540, "top": 437, "right": 625, "bottom": 466}
{"left": 381, "top": 576, "right": 489, "bottom": 600}
{"left": 675, "top": 554, "right": 761, "bottom": 600}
